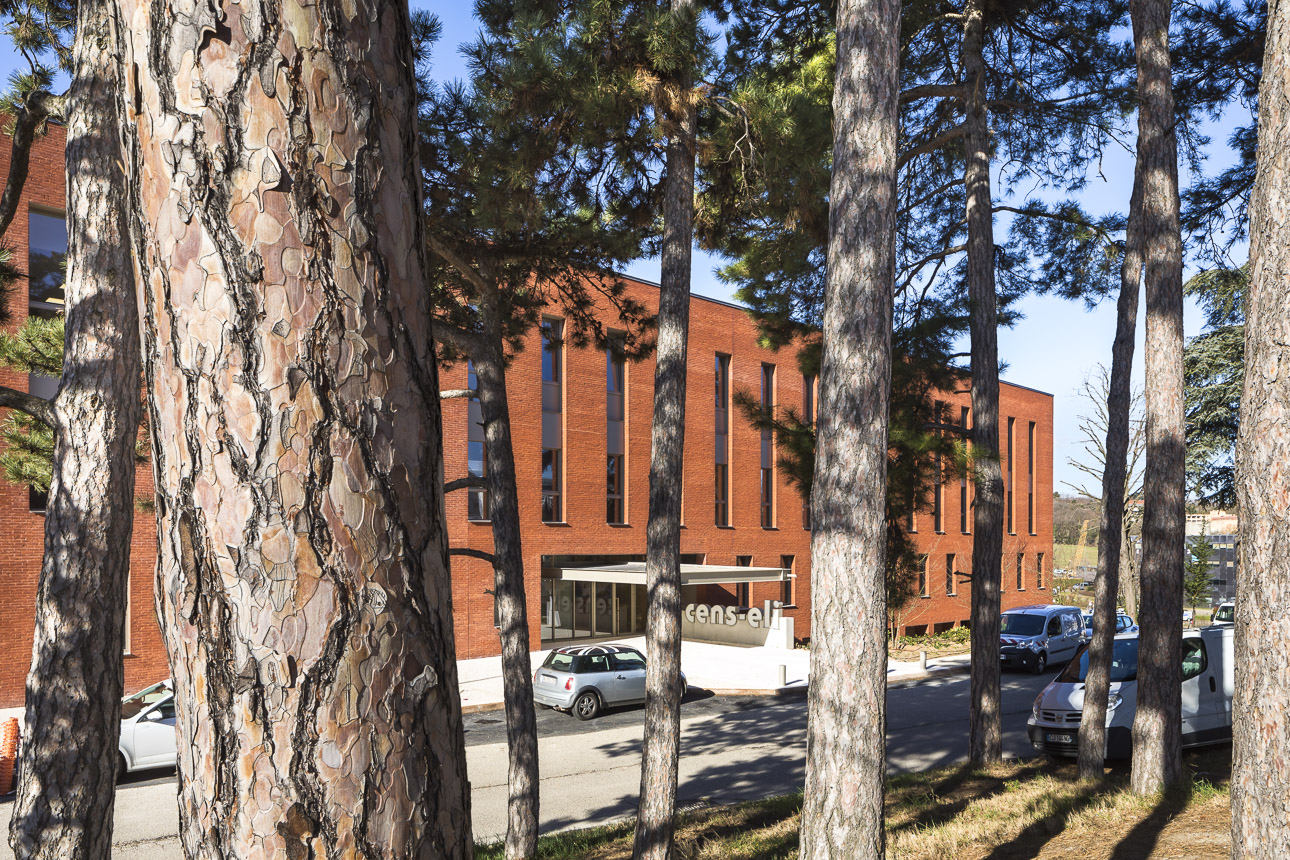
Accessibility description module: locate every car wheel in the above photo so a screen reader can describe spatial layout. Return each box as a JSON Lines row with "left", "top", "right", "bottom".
{"left": 572, "top": 691, "right": 600, "bottom": 721}
{"left": 1032, "top": 652, "right": 1047, "bottom": 675}
{"left": 681, "top": 679, "right": 688, "bottom": 700}
{"left": 117, "top": 752, "right": 129, "bottom": 780}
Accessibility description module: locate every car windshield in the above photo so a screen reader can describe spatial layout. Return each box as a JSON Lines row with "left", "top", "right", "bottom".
{"left": 542, "top": 652, "right": 575, "bottom": 673}
{"left": 1214, "top": 605, "right": 1234, "bottom": 623}
{"left": 120, "top": 682, "right": 171, "bottom": 720}
{"left": 1058, "top": 638, "right": 1140, "bottom": 683}
{"left": 1000, "top": 614, "right": 1046, "bottom": 637}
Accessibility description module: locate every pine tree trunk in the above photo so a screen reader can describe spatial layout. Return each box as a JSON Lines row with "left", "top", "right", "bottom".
{"left": 633, "top": 3, "right": 696, "bottom": 855}
{"left": 473, "top": 305, "right": 539, "bottom": 860}
{"left": 1078, "top": 167, "right": 1143, "bottom": 780}
{"left": 1232, "top": 0, "right": 1290, "bottom": 850}
{"left": 797, "top": 0, "right": 900, "bottom": 853}
{"left": 1129, "top": 0, "right": 1185, "bottom": 797}
{"left": 1120, "top": 526, "right": 1139, "bottom": 619}
{"left": 963, "top": 0, "right": 1004, "bottom": 769}
{"left": 7, "top": 2, "right": 140, "bottom": 856}
{"left": 117, "top": 0, "right": 474, "bottom": 855}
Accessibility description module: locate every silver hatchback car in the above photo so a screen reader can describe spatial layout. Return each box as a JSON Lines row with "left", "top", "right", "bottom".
{"left": 532, "top": 644, "right": 687, "bottom": 720}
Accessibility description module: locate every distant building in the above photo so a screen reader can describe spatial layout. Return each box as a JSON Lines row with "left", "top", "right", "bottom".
{"left": 1186, "top": 511, "right": 1240, "bottom": 605}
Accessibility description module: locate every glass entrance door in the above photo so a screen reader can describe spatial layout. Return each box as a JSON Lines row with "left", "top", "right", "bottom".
{"left": 541, "top": 580, "right": 649, "bottom": 644}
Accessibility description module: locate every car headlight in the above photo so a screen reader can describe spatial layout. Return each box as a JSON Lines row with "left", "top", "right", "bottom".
{"left": 1106, "top": 693, "right": 1121, "bottom": 710}
{"left": 1032, "top": 691, "right": 1045, "bottom": 720}
{"left": 1029, "top": 639, "right": 1044, "bottom": 652}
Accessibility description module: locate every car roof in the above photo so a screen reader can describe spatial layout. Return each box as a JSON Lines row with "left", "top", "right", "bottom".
{"left": 552, "top": 644, "right": 641, "bottom": 657}
{"left": 1005, "top": 605, "right": 1078, "bottom": 614}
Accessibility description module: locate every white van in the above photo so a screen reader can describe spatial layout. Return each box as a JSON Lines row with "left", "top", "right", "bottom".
{"left": 1027, "top": 625, "right": 1233, "bottom": 759}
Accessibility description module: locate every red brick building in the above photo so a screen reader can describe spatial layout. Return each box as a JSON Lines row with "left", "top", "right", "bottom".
{"left": 0, "top": 123, "right": 169, "bottom": 709}
{"left": 0, "top": 127, "right": 1053, "bottom": 707}
{"left": 441, "top": 278, "right": 1056, "bottom": 656}
{"left": 891, "top": 381, "right": 1057, "bottom": 636}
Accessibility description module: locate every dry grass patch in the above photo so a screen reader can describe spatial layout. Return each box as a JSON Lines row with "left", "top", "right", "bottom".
{"left": 477, "top": 748, "right": 1231, "bottom": 859}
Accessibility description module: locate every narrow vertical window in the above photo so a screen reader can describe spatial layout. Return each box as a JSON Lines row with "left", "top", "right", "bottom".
{"left": 466, "top": 361, "right": 488, "bottom": 521}
{"left": 960, "top": 406, "right": 970, "bottom": 534}
{"left": 760, "top": 363, "right": 776, "bottom": 528}
{"left": 541, "top": 320, "right": 564, "bottom": 522}
{"left": 27, "top": 210, "right": 66, "bottom": 402}
{"left": 1006, "top": 416, "right": 1016, "bottom": 534}
{"left": 802, "top": 374, "right": 816, "bottom": 530}
{"left": 781, "top": 554, "right": 795, "bottom": 606}
{"left": 919, "top": 555, "right": 929, "bottom": 598}
{"left": 606, "top": 339, "right": 626, "bottom": 524}
{"left": 735, "top": 555, "right": 751, "bottom": 606}
{"left": 946, "top": 554, "right": 956, "bottom": 596}
{"left": 1017, "top": 553, "right": 1024, "bottom": 590}
{"left": 1027, "top": 421, "right": 1036, "bottom": 535}
{"left": 1037, "top": 552, "right": 1045, "bottom": 589}
{"left": 933, "top": 400, "right": 943, "bottom": 532}
{"left": 715, "top": 354, "right": 730, "bottom": 525}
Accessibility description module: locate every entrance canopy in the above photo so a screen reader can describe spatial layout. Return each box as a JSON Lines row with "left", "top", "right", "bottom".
{"left": 557, "top": 562, "right": 789, "bottom": 586}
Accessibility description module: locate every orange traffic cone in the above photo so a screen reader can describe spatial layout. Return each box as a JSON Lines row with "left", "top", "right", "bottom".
{"left": 1, "top": 718, "right": 20, "bottom": 793}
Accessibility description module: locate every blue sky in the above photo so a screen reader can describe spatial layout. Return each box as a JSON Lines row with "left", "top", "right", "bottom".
{"left": 4, "top": 5, "right": 1243, "bottom": 495}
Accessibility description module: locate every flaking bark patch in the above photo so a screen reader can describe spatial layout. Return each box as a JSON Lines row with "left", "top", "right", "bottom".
{"left": 118, "top": 0, "right": 473, "bottom": 854}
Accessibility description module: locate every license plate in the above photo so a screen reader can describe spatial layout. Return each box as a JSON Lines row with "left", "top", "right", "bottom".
{"left": 1048, "top": 733, "right": 1073, "bottom": 745}
{"left": 540, "top": 675, "right": 555, "bottom": 685}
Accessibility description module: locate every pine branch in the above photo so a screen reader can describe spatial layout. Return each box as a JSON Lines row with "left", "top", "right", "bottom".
{"left": 444, "top": 477, "right": 484, "bottom": 493}
{"left": 450, "top": 547, "right": 496, "bottom": 565}
{"left": 0, "top": 384, "right": 55, "bottom": 428}
{"left": 0, "top": 89, "right": 62, "bottom": 237}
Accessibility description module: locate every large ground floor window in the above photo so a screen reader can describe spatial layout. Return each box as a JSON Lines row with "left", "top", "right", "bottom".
{"left": 541, "top": 580, "right": 646, "bottom": 642}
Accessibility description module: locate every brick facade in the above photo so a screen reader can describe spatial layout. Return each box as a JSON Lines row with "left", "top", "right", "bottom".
{"left": 442, "top": 277, "right": 1055, "bottom": 655}
{"left": 0, "top": 122, "right": 170, "bottom": 708}
{"left": 891, "top": 382, "right": 1057, "bottom": 636}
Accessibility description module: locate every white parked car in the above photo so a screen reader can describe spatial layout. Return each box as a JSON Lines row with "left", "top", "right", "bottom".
{"left": 119, "top": 680, "right": 177, "bottom": 774}
{"left": 1028, "top": 625, "right": 1233, "bottom": 759}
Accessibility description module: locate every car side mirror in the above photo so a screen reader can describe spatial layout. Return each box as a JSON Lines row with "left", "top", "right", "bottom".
{"left": 143, "top": 709, "right": 162, "bottom": 722}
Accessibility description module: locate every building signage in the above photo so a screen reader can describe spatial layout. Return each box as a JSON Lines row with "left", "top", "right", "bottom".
{"left": 683, "top": 600, "right": 784, "bottom": 629}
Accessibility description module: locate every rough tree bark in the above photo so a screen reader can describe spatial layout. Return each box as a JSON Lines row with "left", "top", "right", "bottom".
{"left": 7, "top": 1, "right": 141, "bottom": 856}
{"left": 473, "top": 288, "right": 540, "bottom": 860}
{"left": 633, "top": 2, "right": 696, "bottom": 856}
{"left": 797, "top": 0, "right": 901, "bottom": 852}
{"left": 963, "top": 0, "right": 1005, "bottom": 769}
{"left": 1078, "top": 167, "right": 1143, "bottom": 780}
{"left": 1129, "top": 0, "right": 1186, "bottom": 796}
{"left": 117, "top": 0, "right": 474, "bottom": 854}
{"left": 1232, "top": 0, "right": 1290, "bottom": 850}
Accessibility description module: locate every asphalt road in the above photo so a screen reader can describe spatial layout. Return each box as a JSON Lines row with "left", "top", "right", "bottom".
{"left": 0, "top": 670, "right": 1052, "bottom": 856}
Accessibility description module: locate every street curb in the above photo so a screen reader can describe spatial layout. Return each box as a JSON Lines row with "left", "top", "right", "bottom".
{"left": 459, "top": 661, "right": 973, "bottom": 714}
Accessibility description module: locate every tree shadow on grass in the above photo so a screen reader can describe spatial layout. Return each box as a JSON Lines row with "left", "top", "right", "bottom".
{"left": 888, "top": 759, "right": 1055, "bottom": 837}
{"left": 978, "top": 774, "right": 1121, "bottom": 860}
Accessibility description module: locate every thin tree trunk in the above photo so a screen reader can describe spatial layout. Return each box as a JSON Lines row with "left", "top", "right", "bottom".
{"left": 117, "top": 0, "right": 474, "bottom": 854}
{"left": 1120, "top": 524, "right": 1139, "bottom": 619}
{"left": 1232, "top": 0, "right": 1290, "bottom": 849}
{"left": 474, "top": 297, "right": 539, "bottom": 860}
{"left": 797, "top": 0, "right": 901, "bottom": 851}
{"left": 633, "top": 3, "right": 696, "bottom": 855}
{"left": 1079, "top": 166, "right": 1143, "bottom": 780}
{"left": 963, "top": 0, "right": 1004, "bottom": 769}
{"left": 7, "top": 1, "right": 140, "bottom": 856}
{"left": 1129, "top": 0, "right": 1185, "bottom": 796}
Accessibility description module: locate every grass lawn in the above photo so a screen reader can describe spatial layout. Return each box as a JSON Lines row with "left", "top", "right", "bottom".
{"left": 478, "top": 747, "right": 1232, "bottom": 859}
{"left": 1053, "top": 543, "right": 1099, "bottom": 572}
